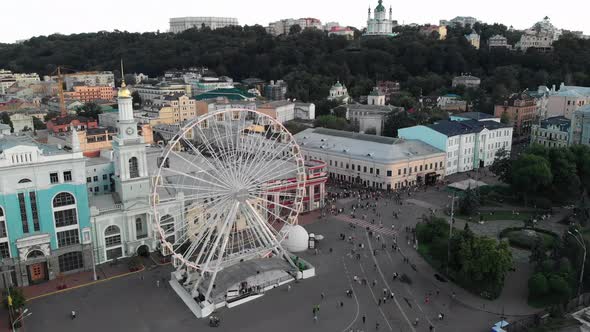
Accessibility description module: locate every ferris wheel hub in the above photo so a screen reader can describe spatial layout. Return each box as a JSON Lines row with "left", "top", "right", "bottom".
{"left": 233, "top": 188, "right": 250, "bottom": 203}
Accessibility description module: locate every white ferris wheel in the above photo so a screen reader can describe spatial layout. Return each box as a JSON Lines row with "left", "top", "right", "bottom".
{"left": 151, "top": 108, "right": 306, "bottom": 303}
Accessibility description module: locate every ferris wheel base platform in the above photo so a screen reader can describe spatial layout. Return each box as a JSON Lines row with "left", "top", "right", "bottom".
{"left": 169, "top": 258, "right": 316, "bottom": 318}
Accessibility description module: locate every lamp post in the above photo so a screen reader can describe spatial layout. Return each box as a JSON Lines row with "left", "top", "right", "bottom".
{"left": 447, "top": 193, "right": 456, "bottom": 275}
{"left": 568, "top": 229, "right": 586, "bottom": 304}
{"left": 12, "top": 308, "right": 32, "bottom": 332}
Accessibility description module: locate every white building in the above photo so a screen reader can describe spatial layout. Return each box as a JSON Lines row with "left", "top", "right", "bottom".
{"left": 399, "top": 119, "right": 513, "bottom": 175}
{"left": 452, "top": 75, "right": 481, "bottom": 89}
{"left": 294, "top": 128, "right": 446, "bottom": 190}
{"left": 440, "top": 16, "right": 479, "bottom": 27}
{"left": 267, "top": 18, "right": 322, "bottom": 36}
{"left": 89, "top": 81, "right": 183, "bottom": 264}
{"left": 187, "top": 76, "right": 234, "bottom": 95}
{"left": 488, "top": 35, "right": 511, "bottom": 50}
{"left": 546, "top": 83, "right": 590, "bottom": 119}
{"left": 465, "top": 32, "right": 481, "bottom": 49}
{"left": 0, "top": 70, "right": 40, "bottom": 95}
{"left": 9, "top": 113, "right": 34, "bottom": 133}
{"left": 346, "top": 103, "right": 402, "bottom": 136}
{"left": 515, "top": 17, "right": 562, "bottom": 52}
{"left": 327, "top": 81, "right": 350, "bottom": 104}
{"left": 44, "top": 72, "right": 114, "bottom": 91}
{"left": 133, "top": 83, "right": 192, "bottom": 103}
{"left": 365, "top": 0, "right": 396, "bottom": 37}
{"left": 294, "top": 103, "right": 316, "bottom": 120}
{"left": 328, "top": 26, "right": 355, "bottom": 40}
{"left": 169, "top": 17, "right": 239, "bottom": 33}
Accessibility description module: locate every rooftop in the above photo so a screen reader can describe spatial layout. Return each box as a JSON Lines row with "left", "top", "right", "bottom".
{"left": 539, "top": 116, "right": 571, "bottom": 130}
{"left": 453, "top": 112, "right": 496, "bottom": 120}
{"left": 428, "top": 119, "right": 510, "bottom": 136}
{"left": 294, "top": 128, "right": 444, "bottom": 164}
{"left": 195, "top": 88, "right": 255, "bottom": 101}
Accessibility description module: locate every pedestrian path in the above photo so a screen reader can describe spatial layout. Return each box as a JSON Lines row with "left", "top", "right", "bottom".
{"left": 334, "top": 215, "right": 398, "bottom": 237}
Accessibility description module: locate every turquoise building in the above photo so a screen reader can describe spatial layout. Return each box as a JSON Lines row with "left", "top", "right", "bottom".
{"left": 0, "top": 135, "right": 92, "bottom": 288}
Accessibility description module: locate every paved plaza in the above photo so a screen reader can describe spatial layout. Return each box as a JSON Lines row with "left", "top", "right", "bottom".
{"left": 24, "top": 176, "right": 540, "bottom": 332}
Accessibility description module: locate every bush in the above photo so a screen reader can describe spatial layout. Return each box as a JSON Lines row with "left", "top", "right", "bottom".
{"left": 529, "top": 273, "right": 549, "bottom": 297}
{"left": 3, "top": 287, "right": 26, "bottom": 310}
{"left": 500, "top": 227, "right": 558, "bottom": 250}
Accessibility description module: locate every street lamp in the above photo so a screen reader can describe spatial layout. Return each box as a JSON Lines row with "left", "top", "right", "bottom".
{"left": 567, "top": 229, "right": 586, "bottom": 303}
{"left": 447, "top": 194, "right": 456, "bottom": 275}
{"left": 12, "top": 308, "right": 32, "bottom": 332}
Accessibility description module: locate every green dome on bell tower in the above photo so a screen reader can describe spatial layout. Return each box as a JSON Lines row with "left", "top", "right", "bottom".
{"left": 375, "top": 0, "right": 386, "bottom": 12}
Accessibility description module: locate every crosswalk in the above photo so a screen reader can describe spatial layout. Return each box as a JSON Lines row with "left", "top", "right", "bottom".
{"left": 334, "top": 215, "right": 398, "bottom": 237}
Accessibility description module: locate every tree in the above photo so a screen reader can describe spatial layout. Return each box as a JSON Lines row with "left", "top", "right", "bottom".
{"left": 4, "top": 287, "right": 26, "bottom": 310}
{"left": 500, "top": 111, "right": 510, "bottom": 124}
{"left": 289, "top": 24, "right": 302, "bottom": 35}
{"left": 458, "top": 188, "right": 480, "bottom": 216}
{"left": 313, "top": 115, "right": 350, "bottom": 131}
{"left": 528, "top": 273, "right": 549, "bottom": 297}
{"left": 489, "top": 148, "right": 511, "bottom": 183}
{"left": 77, "top": 102, "right": 102, "bottom": 120}
{"left": 131, "top": 91, "right": 142, "bottom": 110}
{"left": 511, "top": 154, "right": 552, "bottom": 204}
{"left": 548, "top": 275, "right": 571, "bottom": 302}
{"left": 0, "top": 112, "right": 13, "bottom": 132}
{"left": 530, "top": 236, "right": 548, "bottom": 266}
{"left": 33, "top": 116, "right": 46, "bottom": 130}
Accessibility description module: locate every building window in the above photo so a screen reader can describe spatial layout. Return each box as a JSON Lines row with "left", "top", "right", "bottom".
{"left": 419, "top": 165, "right": 422, "bottom": 172}
{"left": 54, "top": 192, "right": 76, "bottom": 207}
{"left": 57, "top": 229, "right": 80, "bottom": 247}
{"left": 136, "top": 218, "right": 148, "bottom": 239}
{"left": 87, "top": 177, "right": 91, "bottom": 183}
{"left": 18, "top": 193, "right": 29, "bottom": 233}
{"left": 58, "top": 251, "right": 84, "bottom": 272}
{"left": 93, "top": 176, "right": 98, "bottom": 182}
{"left": 18, "top": 178, "right": 32, "bottom": 184}
{"left": 398, "top": 169, "right": 401, "bottom": 175}
{"left": 376, "top": 169, "right": 380, "bottom": 175}
{"left": 129, "top": 157, "right": 139, "bottom": 178}
{"left": 30, "top": 192, "right": 40, "bottom": 232}
{"left": 103, "top": 174, "right": 107, "bottom": 180}
{"left": 0, "top": 242, "right": 9, "bottom": 259}
{"left": 387, "top": 170, "right": 392, "bottom": 177}
{"left": 370, "top": 168, "right": 373, "bottom": 174}
{"left": 363, "top": 166, "right": 367, "bottom": 173}
{"left": 105, "top": 225, "right": 123, "bottom": 260}
{"left": 63, "top": 171, "right": 72, "bottom": 182}
{"left": 104, "top": 185, "right": 109, "bottom": 191}
{"left": 54, "top": 209, "right": 77, "bottom": 227}
{"left": 50, "top": 172, "right": 59, "bottom": 184}
{"left": 94, "top": 186, "right": 99, "bottom": 192}
{"left": 0, "top": 207, "right": 6, "bottom": 238}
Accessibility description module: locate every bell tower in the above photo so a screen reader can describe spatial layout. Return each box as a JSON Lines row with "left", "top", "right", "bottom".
{"left": 112, "top": 60, "right": 149, "bottom": 202}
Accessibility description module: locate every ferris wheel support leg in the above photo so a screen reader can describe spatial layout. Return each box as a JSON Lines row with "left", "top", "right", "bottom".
{"left": 191, "top": 202, "right": 238, "bottom": 299}
{"left": 244, "top": 202, "right": 298, "bottom": 271}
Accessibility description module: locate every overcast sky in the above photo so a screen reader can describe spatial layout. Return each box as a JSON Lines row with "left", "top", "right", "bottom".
{"left": 1, "top": 0, "right": 587, "bottom": 43}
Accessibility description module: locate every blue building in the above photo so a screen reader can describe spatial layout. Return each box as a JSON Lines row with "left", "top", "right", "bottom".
{"left": 399, "top": 119, "right": 513, "bottom": 175}
{"left": 571, "top": 105, "right": 590, "bottom": 146}
{"left": 0, "top": 134, "right": 92, "bottom": 288}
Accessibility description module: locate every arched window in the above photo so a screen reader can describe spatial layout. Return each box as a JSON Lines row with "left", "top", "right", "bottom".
{"left": 135, "top": 218, "right": 147, "bottom": 239}
{"left": 18, "top": 178, "right": 32, "bottom": 184}
{"left": 27, "top": 250, "right": 44, "bottom": 259}
{"left": 53, "top": 192, "right": 76, "bottom": 207}
{"left": 129, "top": 157, "right": 139, "bottom": 178}
{"left": 104, "top": 225, "right": 123, "bottom": 260}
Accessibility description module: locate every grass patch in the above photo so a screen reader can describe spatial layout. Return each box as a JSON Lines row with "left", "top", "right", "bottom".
{"left": 498, "top": 227, "right": 559, "bottom": 250}
{"left": 457, "top": 210, "right": 534, "bottom": 222}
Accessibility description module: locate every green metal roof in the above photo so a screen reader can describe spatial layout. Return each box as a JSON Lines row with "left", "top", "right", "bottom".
{"left": 195, "top": 88, "right": 256, "bottom": 101}
{"left": 375, "top": 0, "right": 385, "bottom": 12}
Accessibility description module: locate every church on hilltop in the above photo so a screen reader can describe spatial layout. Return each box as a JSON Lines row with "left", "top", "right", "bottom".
{"left": 364, "top": 0, "right": 397, "bottom": 37}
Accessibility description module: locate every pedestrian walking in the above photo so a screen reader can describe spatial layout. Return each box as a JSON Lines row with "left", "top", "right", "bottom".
{"left": 71, "top": 311, "right": 76, "bottom": 320}
{"left": 378, "top": 298, "right": 382, "bottom": 306}
{"left": 156, "top": 280, "right": 160, "bottom": 288}
{"left": 321, "top": 292, "right": 325, "bottom": 300}
{"left": 414, "top": 318, "right": 419, "bottom": 326}
{"left": 362, "top": 314, "right": 366, "bottom": 324}
{"left": 287, "top": 285, "right": 291, "bottom": 292}
{"left": 429, "top": 324, "right": 434, "bottom": 331}
{"left": 313, "top": 315, "right": 318, "bottom": 323}
{"left": 376, "top": 322, "right": 380, "bottom": 330}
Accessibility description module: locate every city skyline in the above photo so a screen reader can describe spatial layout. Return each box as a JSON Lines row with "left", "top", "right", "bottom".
{"left": 1, "top": 0, "right": 588, "bottom": 43}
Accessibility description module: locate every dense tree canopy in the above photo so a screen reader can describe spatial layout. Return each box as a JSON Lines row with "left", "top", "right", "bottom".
{"left": 1, "top": 24, "right": 590, "bottom": 109}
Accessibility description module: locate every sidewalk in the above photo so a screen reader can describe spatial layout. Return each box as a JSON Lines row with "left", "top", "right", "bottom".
{"left": 23, "top": 257, "right": 146, "bottom": 301}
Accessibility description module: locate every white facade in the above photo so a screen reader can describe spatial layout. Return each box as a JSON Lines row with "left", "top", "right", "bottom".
{"left": 365, "top": 0, "right": 395, "bottom": 37}
{"left": 133, "top": 83, "right": 192, "bottom": 103}
{"left": 169, "top": 17, "right": 239, "bottom": 33}
{"left": 0, "top": 69, "right": 40, "bottom": 94}
{"left": 547, "top": 83, "right": 590, "bottom": 119}
{"left": 465, "top": 32, "right": 481, "bottom": 49}
{"left": 328, "top": 81, "right": 350, "bottom": 104}
{"left": 267, "top": 18, "right": 322, "bottom": 36}
{"left": 9, "top": 113, "right": 34, "bottom": 133}
{"left": 45, "top": 72, "right": 114, "bottom": 91}
{"left": 516, "top": 17, "right": 562, "bottom": 51}
{"left": 488, "top": 35, "right": 511, "bottom": 49}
